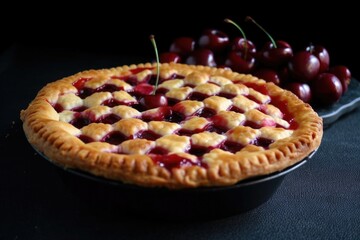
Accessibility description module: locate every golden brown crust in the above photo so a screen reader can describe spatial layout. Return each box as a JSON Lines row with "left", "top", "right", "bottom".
{"left": 20, "top": 62, "right": 323, "bottom": 189}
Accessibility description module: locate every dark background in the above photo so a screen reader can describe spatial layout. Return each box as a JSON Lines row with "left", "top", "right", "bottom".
{"left": 1, "top": 3, "right": 358, "bottom": 77}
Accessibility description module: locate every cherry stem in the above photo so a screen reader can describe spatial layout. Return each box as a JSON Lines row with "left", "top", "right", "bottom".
{"left": 224, "top": 18, "right": 248, "bottom": 60}
{"left": 245, "top": 16, "right": 277, "bottom": 48}
{"left": 149, "top": 34, "right": 160, "bottom": 95}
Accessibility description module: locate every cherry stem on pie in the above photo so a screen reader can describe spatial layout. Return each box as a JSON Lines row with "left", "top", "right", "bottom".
{"left": 245, "top": 16, "right": 277, "bottom": 48}
{"left": 224, "top": 18, "right": 249, "bottom": 60}
{"left": 149, "top": 34, "right": 160, "bottom": 95}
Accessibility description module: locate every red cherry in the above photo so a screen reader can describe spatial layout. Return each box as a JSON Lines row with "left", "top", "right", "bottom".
{"left": 140, "top": 94, "right": 168, "bottom": 110}
{"left": 245, "top": 16, "right": 292, "bottom": 67}
{"left": 224, "top": 18, "right": 255, "bottom": 72}
{"left": 329, "top": 65, "right": 351, "bottom": 94}
{"left": 311, "top": 73, "right": 343, "bottom": 106}
{"left": 198, "top": 29, "right": 230, "bottom": 52}
{"left": 253, "top": 68, "right": 280, "bottom": 85}
{"left": 144, "top": 36, "right": 169, "bottom": 111}
{"left": 284, "top": 82, "right": 312, "bottom": 103}
{"left": 185, "top": 49, "right": 216, "bottom": 67}
{"left": 288, "top": 51, "right": 320, "bottom": 82}
{"left": 160, "top": 52, "right": 181, "bottom": 63}
{"left": 224, "top": 50, "right": 255, "bottom": 73}
{"left": 224, "top": 18, "right": 255, "bottom": 63}
{"left": 169, "top": 37, "right": 195, "bottom": 56}
{"left": 231, "top": 37, "right": 256, "bottom": 55}
{"left": 306, "top": 44, "right": 330, "bottom": 73}
{"left": 257, "top": 40, "right": 293, "bottom": 67}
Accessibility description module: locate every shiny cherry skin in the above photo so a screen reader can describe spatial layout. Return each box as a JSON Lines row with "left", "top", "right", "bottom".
{"left": 284, "top": 82, "right": 312, "bottom": 103}
{"left": 231, "top": 37, "right": 256, "bottom": 55}
{"left": 253, "top": 68, "right": 280, "bottom": 85}
{"left": 160, "top": 52, "right": 181, "bottom": 63}
{"left": 311, "top": 73, "right": 343, "bottom": 106}
{"left": 224, "top": 50, "right": 255, "bottom": 73}
{"left": 185, "top": 49, "right": 216, "bottom": 67}
{"left": 329, "top": 65, "right": 351, "bottom": 94}
{"left": 257, "top": 40, "right": 293, "bottom": 67}
{"left": 288, "top": 51, "right": 320, "bottom": 82}
{"left": 169, "top": 37, "right": 195, "bottom": 56}
{"left": 140, "top": 94, "right": 168, "bottom": 110}
{"left": 306, "top": 44, "right": 330, "bottom": 73}
{"left": 198, "top": 29, "right": 230, "bottom": 52}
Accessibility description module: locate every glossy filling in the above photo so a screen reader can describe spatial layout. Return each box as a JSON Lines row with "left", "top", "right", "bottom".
{"left": 53, "top": 68, "right": 297, "bottom": 170}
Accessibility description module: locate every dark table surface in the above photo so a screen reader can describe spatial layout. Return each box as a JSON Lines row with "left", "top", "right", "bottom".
{"left": 1, "top": 44, "right": 360, "bottom": 240}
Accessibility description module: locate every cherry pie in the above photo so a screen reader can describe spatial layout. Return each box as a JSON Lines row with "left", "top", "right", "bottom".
{"left": 20, "top": 63, "right": 323, "bottom": 189}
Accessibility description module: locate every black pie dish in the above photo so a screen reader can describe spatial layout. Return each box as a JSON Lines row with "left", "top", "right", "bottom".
{"left": 34, "top": 147, "right": 317, "bottom": 221}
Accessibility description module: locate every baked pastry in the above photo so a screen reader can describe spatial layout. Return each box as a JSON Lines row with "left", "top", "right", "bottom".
{"left": 20, "top": 62, "right": 323, "bottom": 189}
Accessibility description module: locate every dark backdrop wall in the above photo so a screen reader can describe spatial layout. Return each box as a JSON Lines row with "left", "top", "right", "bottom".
{"left": 2, "top": 2, "right": 358, "bottom": 77}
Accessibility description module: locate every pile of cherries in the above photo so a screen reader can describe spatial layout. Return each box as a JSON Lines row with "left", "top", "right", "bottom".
{"left": 159, "top": 17, "right": 351, "bottom": 108}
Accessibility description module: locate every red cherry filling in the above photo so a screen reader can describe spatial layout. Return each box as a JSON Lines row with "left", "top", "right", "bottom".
{"left": 228, "top": 105, "right": 245, "bottom": 114}
{"left": 73, "top": 77, "right": 92, "bottom": 90}
{"left": 189, "top": 92, "right": 211, "bottom": 101}
{"left": 217, "top": 92, "right": 237, "bottom": 99}
{"left": 204, "top": 125, "right": 228, "bottom": 134}
{"left": 245, "top": 94, "right": 263, "bottom": 104}
{"left": 270, "top": 96, "right": 298, "bottom": 130}
{"left": 71, "top": 115, "right": 91, "bottom": 129}
{"left": 222, "top": 141, "right": 244, "bottom": 153}
{"left": 70, "top": 113, "right": 121, "bottom": 128}
{"left": 199, "top": 108, "right": 216, "bottom": 118}
{"left": 221, "top": 137, "right": 274, "bottom": 153}
{"left": 97, "top": 114, "right": 121, "bottom": 124}
{"left": 253, "top": 137, "right": 274, "bottom": 148}
{"left": 166, "top": 111, "right": 185, "bottom": 123}
{"left": 149, "top": 147, "right": 169, "bottom": 155}
{"left": 53, "top": 103, "right": 64, "bottom": 112}
{"left": 78, "top": 88, "right": 96, "bottom": 99}
{"left": 78, "top": 134, "right": 94, "bottom": 143}
{"left": 189, "top": 142, "right": 223, "bottom": 156}
{"left": 151, "top": 154, "right": 205, "bottom": 170}
{"left": 102, "top": 131, "right": 127, "bottom": 145}
{"left": 188, "top": 145, "right": 211, "bottom": 156}
{"left": 78, "top": 84, "right": 122, "bottom": 99}
{"left": 243, "top": 119, "right": 276, "bottom": 129}
{"left": 139, "top": 130, "right": 161, "bottom": 141}
{"left": 178, "top": 124, "right": 211, "bottom": 136}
